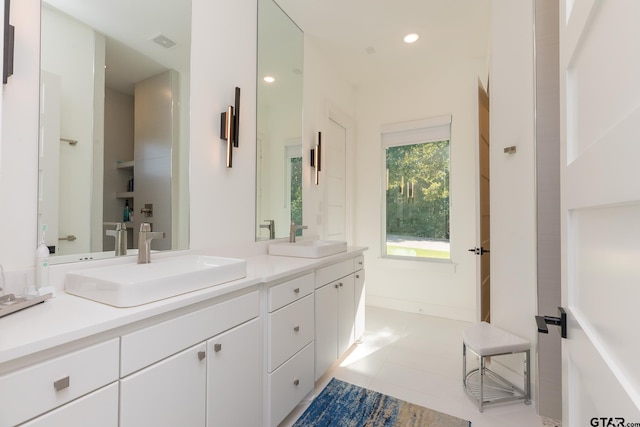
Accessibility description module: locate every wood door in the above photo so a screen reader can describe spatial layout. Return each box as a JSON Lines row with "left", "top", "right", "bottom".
{"left": 478, "top": 82, "right": 491, "bottom": 323}
{"left": 560, "top": 1, "right": 640, "bottom": 424}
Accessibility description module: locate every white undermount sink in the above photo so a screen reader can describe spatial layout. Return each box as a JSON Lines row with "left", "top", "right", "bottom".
{"left": 65, "top": 255, "right": 246, "bottom": 307}
{"left": 268, "top": 240, "right": 347, "bottom": 258}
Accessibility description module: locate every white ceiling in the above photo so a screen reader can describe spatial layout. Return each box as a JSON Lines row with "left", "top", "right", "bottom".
{"left": 275, "top": 0, "right": 491, "bottom": 88}
{"left": 41, "top": 0, "right": 491, "bottom": 93}
{"left": 43, "top": 0, "right": 192, "bottom": 94}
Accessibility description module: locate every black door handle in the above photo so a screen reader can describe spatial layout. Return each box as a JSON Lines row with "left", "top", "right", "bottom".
{"left": 468, "top": 247, "right": 490, "bottom": 255}
{"left": 535, "top": 307, "right": 567, "bottom": 338}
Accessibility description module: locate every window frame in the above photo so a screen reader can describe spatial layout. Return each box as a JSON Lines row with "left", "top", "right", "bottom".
{"left": 380, "top": 115, "right": 452, "bottom": 262}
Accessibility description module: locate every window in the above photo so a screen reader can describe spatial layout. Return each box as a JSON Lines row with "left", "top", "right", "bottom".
{"left": 286, "top": 145, "right": 303, "bottom": 236}
{"left": 382, "top": 116, "right": 451, "bottom": 260}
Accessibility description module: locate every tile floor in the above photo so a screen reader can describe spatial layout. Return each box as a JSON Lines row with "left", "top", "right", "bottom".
{"left": 281, "top": 306, "right": 552, "bottom": 427}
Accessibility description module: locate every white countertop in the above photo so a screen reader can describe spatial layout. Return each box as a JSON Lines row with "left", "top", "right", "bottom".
{"left": 0, "top": 247, "right": 365, "bottom": 366}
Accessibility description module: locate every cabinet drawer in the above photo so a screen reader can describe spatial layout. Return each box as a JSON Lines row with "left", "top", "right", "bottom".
{"left": 268, "top": 294, "right": 314, "bottom": 372}
{"left": 315, "top": 259, "right": 353, "bottom": 288}
{"left": 268, "top": 342, "right": 314, "bottom": 427}
{"left": 22, "top": 382, "right": 119, "bottom": 427}
{"left": 121, "top": 291, "right": 259, "bottom": 376}
{"left": 268, "top": 272, "right": 314, "bottom": 312}
{"left": 354, "top": 254, "right": 364, "bottom": 271}
{"left": 0, "top": 338, "right": 119, "bottom": 427}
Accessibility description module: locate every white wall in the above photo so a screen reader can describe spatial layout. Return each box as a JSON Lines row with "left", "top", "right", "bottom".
{"left": 41, "top": 5, "right": 99, "bottom": 255}
{"left": 302, "top": 39, "right": 357, "bottom": 241}
{"left": 490, "top": 0, "right": 538, "bottom": 385}
{"left": 354, "top": 58, "right": 487, "bottom": 322}
{"left": 0, "top": 0, "right": 40, "bottom": 270}
{"left": 188, "top": 0, "right": 257, "bottom": 249}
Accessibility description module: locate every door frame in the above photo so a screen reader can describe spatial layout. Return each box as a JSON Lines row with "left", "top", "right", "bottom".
{"left": 475, "top": 78, "right": 491, "bottom": 323}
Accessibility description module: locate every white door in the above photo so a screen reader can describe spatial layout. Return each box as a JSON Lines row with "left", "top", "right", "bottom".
{"left": 207, "top": 318, "right": 261, "bottom": 427}
{"left": 337, "top": 274, "right": 355, "bottom": 356}
{"left": 325, "top": 118, "right": 347, "bottom": 240}
{"left": 560, "top": 1, "right": 640, "bottom": 424}
{"left": 120, "top": 343, "right": 206, "bottom": 427}
{"left": 315, "top": 282, "right": 338, "bottom": 380}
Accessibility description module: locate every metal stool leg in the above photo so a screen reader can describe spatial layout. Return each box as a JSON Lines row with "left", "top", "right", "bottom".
{"left": 479, "top": 354, "right": 485, "bottom": 412}
{"left": 462, "top": 342, "right": 467, "bottom": 388}
{"left": 524, "top": 349, "right": 531, "bottom": 405}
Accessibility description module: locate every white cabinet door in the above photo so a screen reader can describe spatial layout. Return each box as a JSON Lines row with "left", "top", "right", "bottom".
{"left": 22, "top": 383, "right": 118, "bottom": 427}
{"left": 354, "top": 269, "right": 366, "bottom": 342}
{"left": 337, "top": 274, "right": 355, "bottom": 356}
{"left": 120, "top": 343, "right": 207, "bottom": 427}
{"left": 207, "top": 318, "right": 261, "bottom": 427}
{"left": 315, "top": 282, "right": 339, "bottom": 380}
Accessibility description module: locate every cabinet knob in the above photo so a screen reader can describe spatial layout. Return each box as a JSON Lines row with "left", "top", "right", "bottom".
{"left": 198, "top": 351, "right": 206, "bottom": 361}
{"left": 214, "top": 343, "right": 222, "bottom": 352}
{"left": 334, "top": 284, "right": 339, "bottom": 289}
{"left": 294, "top": 325, "right": 300, "bottom": 332}
{"left": 293, "top": 379, "right": 300, "bottom": 386}
{"left": 339, "top": 282, "right": 343, "bottom": 287}
{"left": 293, "top": 287, "right": 300, "bottom": 294}
{"left": 358, "top": 261, "right": 363, "bottom": 265}
{"left": 54, "top": 376, "right": 70, "bottom": 392}
{"left": 356, "top": 275, "right": 360, "bottom": 279}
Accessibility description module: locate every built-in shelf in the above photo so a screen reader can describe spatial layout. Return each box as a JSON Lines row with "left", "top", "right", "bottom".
{"left": 116, "top": 192, "right": 134, "bottom": 199}
{"left": 116, "top": 160, "right": 134, "bottom": 169}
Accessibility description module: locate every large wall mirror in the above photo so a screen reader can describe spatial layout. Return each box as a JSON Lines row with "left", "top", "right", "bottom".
{"left": 256, "top": 0, "right": 304, "bottom": 241}
{"left": 38, "top": 0, "right": 191, "bottom": 263}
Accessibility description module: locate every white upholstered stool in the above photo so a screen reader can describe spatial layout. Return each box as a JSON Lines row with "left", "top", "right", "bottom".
{"left": 462, "top": 322, "right": 531, "bottom": 412}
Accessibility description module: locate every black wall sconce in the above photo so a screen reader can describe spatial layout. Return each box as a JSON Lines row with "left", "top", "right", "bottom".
{"left": 310, "top": 131, "right": 322, "bottom": 185}
{"left": 3, "top": 0, "right": 14, "bottom": 84}
{"left": 219, "top": 87, "right": 240, "bottom": 167}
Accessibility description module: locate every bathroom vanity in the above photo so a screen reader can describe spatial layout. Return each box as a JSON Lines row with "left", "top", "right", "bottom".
{"left": 0, "top": 247, "right": 365, "bottom": 427}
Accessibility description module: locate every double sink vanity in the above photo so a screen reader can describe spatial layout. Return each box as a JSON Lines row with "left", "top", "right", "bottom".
{"left": 0, "top": 240, "right": 365, "bottom": 427}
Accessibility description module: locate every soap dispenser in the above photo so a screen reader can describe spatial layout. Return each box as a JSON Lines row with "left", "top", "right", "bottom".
{"left": 123, "top": 200, "right": 131, "bottom": 223}
{"left": 35, "top": 225, "right": 50, "bottom": 289}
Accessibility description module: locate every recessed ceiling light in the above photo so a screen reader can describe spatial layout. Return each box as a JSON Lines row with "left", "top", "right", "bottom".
{"left": 151, "top": 34, "right": 177, "bottom": 49}
{"left": 403, "top": 33, "right": 419, "bottom": 44}
{"left": 264, "top": 76, "right": 275, "bottom": 83}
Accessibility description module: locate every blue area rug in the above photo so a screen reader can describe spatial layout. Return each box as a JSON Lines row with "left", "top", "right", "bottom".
{"left": 293, "top": 378, "right": 471, "bottom": 426}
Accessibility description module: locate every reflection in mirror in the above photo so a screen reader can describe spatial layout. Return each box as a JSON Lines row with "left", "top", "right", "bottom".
{"left": 256, "top": 0, "right": 304, "bottom": 240}
{"left": 38, "top": 0, "right": 191, "bottom": 263}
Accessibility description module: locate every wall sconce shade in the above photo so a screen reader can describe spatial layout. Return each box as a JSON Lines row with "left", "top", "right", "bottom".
{"left": 219, "top": 87, "right": 241, "bottom": 167}
{"left": 3, "top": 0, "right": 14, "bottom": 84}
{"left": 310, "top": 131, "right": 322, "bottom": 185}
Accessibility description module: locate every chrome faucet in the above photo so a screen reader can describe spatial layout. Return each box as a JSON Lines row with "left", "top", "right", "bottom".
{"left": 260, "top": 219, "right": 275, "bottom": 239}
{"left": 105, "top": 222, "right": 128, "bottom": 256}
{"left": 138, "top": 223, "right": 165, "bottom": 264}
{"left": 289, "top": 221, "right": 308, "bottom": 243}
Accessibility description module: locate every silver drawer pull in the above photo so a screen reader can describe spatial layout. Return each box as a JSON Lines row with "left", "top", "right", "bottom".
{"left": 54, "top": 376, "right": 70, "bottom": 392}
{"left": 198, "top": 351, "right": 206, "bottom": 361}
{"left": 294, "top": 325, "right": 300, "bottom": 332}
{"left": 293, "top": 379, "right": 300, "bottom": 386}
{"left": 293, "top": 287, "right": 300, "bottom": 294}
{"left": 214, "top": 343, "right": 222, "bottom": 352}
